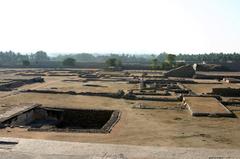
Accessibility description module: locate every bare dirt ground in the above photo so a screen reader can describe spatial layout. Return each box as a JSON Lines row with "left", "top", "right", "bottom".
{"left": 184, "top": 83, "right": 240, "bottom": 94}
{"left": 0, "top": 69, "right": 240, "bottom": 149}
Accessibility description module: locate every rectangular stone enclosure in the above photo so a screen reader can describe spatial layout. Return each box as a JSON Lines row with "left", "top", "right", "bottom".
{"left": 183, "top": 97, "right": 234, "bottom": 117}
{"left": 1, "top": 106, "right": 121, "bottom": 133}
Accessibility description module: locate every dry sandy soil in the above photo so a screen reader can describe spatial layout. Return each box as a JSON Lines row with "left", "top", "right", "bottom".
{"left": 0, "top": 69, "right": 240, "bottom": 149}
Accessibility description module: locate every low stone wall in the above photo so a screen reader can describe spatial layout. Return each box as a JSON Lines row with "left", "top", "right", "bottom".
{"left": 0, "top": 77, "right": 44, "bottom": 91}
{"left": 135, "top": 96, "right": 181, "bottom": 102}
{"left": 16, "top": 73, "right": 46, "bottom": 76}
{"left": 21, "top": 89, "right": 182, "bottom": 102}
{"left": 211, "top": 88, "right": 240, "bottom": 97}
{"left": 21, "top": 89, "right": 125, "bottom": 99}
{"left": 194, "top": 73, "right": 240, "bottom": 80}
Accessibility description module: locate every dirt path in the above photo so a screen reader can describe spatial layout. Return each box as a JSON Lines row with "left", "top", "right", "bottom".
{"left": 1, "top": 137, "right": 240, "bottom": 159}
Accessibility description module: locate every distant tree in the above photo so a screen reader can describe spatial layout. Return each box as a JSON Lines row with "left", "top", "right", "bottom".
{"left": 63, "top": 58, "right": 76, "bottom": 67}
{"left": 166, "top": 54, "right": 176, "bottom": 64}
{"left": 116, "top": 59, "right": 122, "bottom": 67}
{"left": 151, "top": 58, "right": 159, "bottom": 70}
{"left": 157, "top": 52, "right": 168, "bottom": 62}
{"left": 105, "top": 58, "right": 117, "bottom": 67}
{"left": 161, "top": 61, "right": 172, "bottom": 70}
{"left": 31, "top": 51, "right": 49, "bottom": 64}
{"left": 75, "top": 53, "right": 96, "bottom": 62}
{"left": 22, "top": 60, "right": 30, "bottom": 66}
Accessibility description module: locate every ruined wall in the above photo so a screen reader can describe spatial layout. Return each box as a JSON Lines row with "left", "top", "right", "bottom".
{"left": 164, "top": 65, "right": 195, "bottom": 78}
{"left": 211, "top": 88, "right": 240, "bottom": 97}
{"left": 193, "top": 64, "right": 230, "bottom": 72}
{"left": 0, "top": 77, "right": 44, "bottom": 91}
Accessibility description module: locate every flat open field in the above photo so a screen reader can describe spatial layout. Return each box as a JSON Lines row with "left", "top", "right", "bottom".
{"left": 0, "top": 69, "right": 240, "bottom": 149}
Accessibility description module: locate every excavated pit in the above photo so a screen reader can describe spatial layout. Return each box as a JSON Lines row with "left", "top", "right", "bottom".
{"left": 2, "top": 107, "right": 121, "bottom": 133}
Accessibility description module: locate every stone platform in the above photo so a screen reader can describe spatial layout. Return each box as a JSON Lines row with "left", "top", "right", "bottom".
{"left": 184, "top": 97, "right": 233, "bottom": 117}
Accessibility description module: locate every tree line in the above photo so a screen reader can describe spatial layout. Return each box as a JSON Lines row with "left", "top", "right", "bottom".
{"left": 0, "top": 51, "right": 49, "bottom": 66}
{"left": 0, "top": 51, "right": 239, "bottom": 68}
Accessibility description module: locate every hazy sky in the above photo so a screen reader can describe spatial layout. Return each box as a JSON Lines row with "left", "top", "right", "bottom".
{"left": 0, "top": 0, "right": 239, "bottom": 54}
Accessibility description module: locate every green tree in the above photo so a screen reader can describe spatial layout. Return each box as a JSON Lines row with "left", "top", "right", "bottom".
{"left": 166, "top": 54, "right": 176, "bottom": 67}
{"left": 31, "top": 51, "right": 49, "bottom": 64}
{"left": 116, "top": 59, "right": 122, "bottom": 67}
{"left": 161, "top": 61, "right": 172, "bottom": 70}
{"left": 105, "top": 58, "right": 117, "bottom": 67}
{"left": 151, "top": 58, "right": 159, "bottom": 70}
{"left": 22, "top": 60, "right": 30, "bottom": 66}
{"left": 166, "top": 54, "right": 176, "bottom": 64}
{"left": 63, "top": 58, "right": 76, "bottom": 67}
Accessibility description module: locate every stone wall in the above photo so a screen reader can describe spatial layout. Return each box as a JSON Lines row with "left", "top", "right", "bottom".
{"left": 164, "top": 65, "right": 195, "bottom": 78}
{"left": 211, "top": 88, "right": 240, "bottom": 97}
